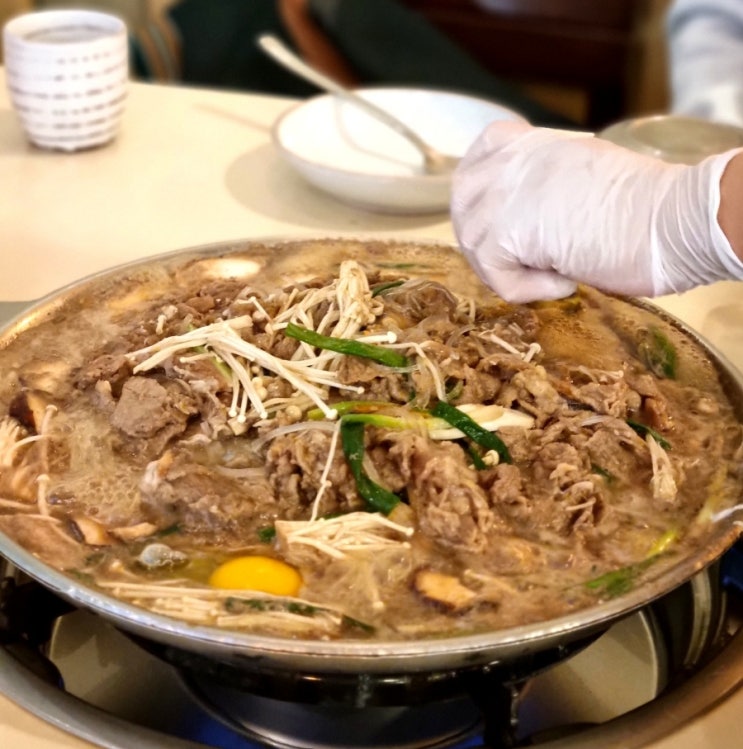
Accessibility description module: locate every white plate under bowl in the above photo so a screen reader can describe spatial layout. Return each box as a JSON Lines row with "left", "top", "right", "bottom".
{"left": 272, "top": 87, "right": 527, "bottom": 214}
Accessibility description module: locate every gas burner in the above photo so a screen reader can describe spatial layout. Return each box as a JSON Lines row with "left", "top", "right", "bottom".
{"left": 133, "top": 625, "right": 597, "bottom": 707}
{"left": 185, "top": 682, "right": 483, "bottom": 749}
{"left": 175, "top": 611, "right": 647, "bottom": 749}
{"left": 1, "top": 552, "right": 740, "bottom": 749}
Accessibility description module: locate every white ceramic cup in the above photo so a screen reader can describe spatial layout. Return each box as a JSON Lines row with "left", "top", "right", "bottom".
{"left": 3, "top": 9, "right": 128, "bottom": 152}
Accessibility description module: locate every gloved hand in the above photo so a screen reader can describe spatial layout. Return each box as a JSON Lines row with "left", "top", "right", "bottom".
{"left": 450, "top": 120, "right": 743, "bottom": 303}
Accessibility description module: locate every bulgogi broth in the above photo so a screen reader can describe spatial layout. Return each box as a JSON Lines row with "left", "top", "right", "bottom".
{"left": 0, "top": 239, "right": 741, "bottom": 641}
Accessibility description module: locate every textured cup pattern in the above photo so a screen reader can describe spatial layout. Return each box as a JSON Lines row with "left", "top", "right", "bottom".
{"left": 3, "top": 11, "right": 129, "bottom": 151}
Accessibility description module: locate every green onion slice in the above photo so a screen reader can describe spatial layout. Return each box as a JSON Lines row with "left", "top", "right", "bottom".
{"left": 285, "top": 323, "right": 409, "bottom": 368}
{"left": 371, "top": 280, "right": 405, "bottom": 297}
{"left": 340, "top": 420, "right": 400, "bottom": 514}
{"left": 430, "top": 401, "right": 512, "bottom": 464}
{"left": 627, "top": 419, "right": 671, "bottom": 450}
{"left": 585, "top": 533, "right": 673, "bottom": 598}
{"left": 340, "top": 413, "right": 419, "bottom": 430}
{"left": 257, "top": 526, "right": 277, "bottom": 543}
{"left": 585, "top": 564, "right": 644, "bottom": 598}
{"left": 638, "top": 326, "right": 677, "bottom": 379}
{"left": 307, "top": 400, "right": 397, "bottom": 420}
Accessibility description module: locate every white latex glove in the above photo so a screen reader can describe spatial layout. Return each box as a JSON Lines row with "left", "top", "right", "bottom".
{"left": 451, "top": 120, "right": 743, "bottom": 303}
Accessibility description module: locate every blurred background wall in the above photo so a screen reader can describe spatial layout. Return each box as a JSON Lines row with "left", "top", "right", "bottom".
{"left": 1, "top": 0, "right": 672, "bottom": 127}
{"left": 398, "top": 0, "right": 672, "bottom": 126}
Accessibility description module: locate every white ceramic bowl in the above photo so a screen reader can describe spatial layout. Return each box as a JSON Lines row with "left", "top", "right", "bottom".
{"left": 272, "top": 88, "right": 526, "bottom": 214}
{"left": 3, "top": 9, "right": 128, "bottom": 151}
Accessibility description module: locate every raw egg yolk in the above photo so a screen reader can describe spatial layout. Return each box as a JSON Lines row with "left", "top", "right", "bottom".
{"left": 208, "top": 555, "right": 302, "bottom": 596}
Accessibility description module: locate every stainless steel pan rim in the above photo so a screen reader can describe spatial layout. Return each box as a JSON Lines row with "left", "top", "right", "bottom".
{"left": 1, "top": 237, "right": 741, "bottom": 673}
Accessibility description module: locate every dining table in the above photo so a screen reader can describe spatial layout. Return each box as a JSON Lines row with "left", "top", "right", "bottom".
{"left": 1, "top": 66, "right": 743, "bottom": 749}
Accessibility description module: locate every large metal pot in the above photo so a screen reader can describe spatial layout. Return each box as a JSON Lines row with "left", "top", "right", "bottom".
{"left": 0, "top": 238, "right": 741, "bottom": 681}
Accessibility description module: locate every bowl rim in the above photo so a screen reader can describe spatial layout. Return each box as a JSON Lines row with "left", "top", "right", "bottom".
{"left": 271, "top": 86, "right": 525, "bottom": 185}
{"left": 3, "top": 8, "right": 127, "bottom": 48}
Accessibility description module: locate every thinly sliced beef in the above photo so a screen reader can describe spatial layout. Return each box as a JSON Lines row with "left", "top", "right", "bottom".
{"left": 585, "top": 428, "right": 643, "bottom": 480}
{"left": 532, "top": 442, "right": 584, "bottom": 487}
{"left": 569, "top": 380, "right": 640, "bottom": 418}
{"left": 337, "top": 357, "right": 412, "bottom": 403}
{"left": 265, "top": 429, "right": 362, "bottom": 516}
{"left": 381, "top": 281, "right": 461, "bottom": 324}
{"left": 483, "top": 438, "right": 609, "bottom": 541}
{"left": 504, "top": 366, "right": 564, "bottom": 423}
{"left": 388, "top": 433, "right": 497, "bottom": 552}
{"left": 76, "top": 353, "right": 132, "bottom": 393}
{"left": 458, "top": 364, "right": 503, "bottom": 405}
{"left": 139, "top": 450, "right": 276, "bottom": 539}
{"left": 111, "top": 376, "right": 197, "bottom": 454}
{"left": 628, "top": 373, "right": 674, "bottom": 430}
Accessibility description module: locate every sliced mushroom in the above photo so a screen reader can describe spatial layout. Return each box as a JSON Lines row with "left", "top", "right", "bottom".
{"left": 109, "top": 521, "right": 159, "bottom": 542}
{"left": 413, "top": 569, "right": 478, "bottom": 612}
{"left": 68, "top": 515, "right": 114, "bottom": 546}
{"left": 8, "top": 390, "right": 50, "bottom": 433}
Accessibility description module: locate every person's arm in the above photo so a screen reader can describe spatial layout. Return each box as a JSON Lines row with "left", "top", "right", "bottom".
{"left": 450, "top": 121, "right": 743, "bottom": 303}
{"left": 278, "top": 0, "right": 358, "bottom": 86}
{"left": 719, "top": 151, "right": 743, "bottom": 261}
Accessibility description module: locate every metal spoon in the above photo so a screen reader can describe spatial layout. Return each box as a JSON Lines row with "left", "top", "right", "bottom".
{"left": 257, "top": 34, "right": 460, "bottom": 176}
